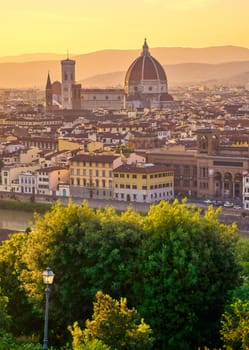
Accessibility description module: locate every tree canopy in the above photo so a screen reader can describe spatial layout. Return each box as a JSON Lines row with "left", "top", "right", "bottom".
{"left": 0, "top": 199, "right": 241, "bottom": 349}
{"left": 69, "top": 290, "right": 154, "bottom": 350}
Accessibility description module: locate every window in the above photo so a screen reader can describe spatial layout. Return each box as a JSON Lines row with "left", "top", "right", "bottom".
{"left": 132, "top": 174, "right": 137, "bottom": 179}
{"left": 142, "top": 175, "right": 147, "bottom": 179}
{"left": 102, "top": 170, "right": 105, "bottom": 177}
{"left": 132, "top": 185, "right": 137, "bottom": 189}
{"left": 105, "top": 96, "right": 109, "bottom": 100}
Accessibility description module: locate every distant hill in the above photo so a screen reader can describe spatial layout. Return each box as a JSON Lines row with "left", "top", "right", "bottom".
{"left": 80, "top": 61, "right": 249, "bottom": 88}
{"left": 1, "top": 46, "right": 249, "bottom": 88}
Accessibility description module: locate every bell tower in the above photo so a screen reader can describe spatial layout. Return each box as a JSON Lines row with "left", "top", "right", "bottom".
{"left": 197, "top": 129, "right": 220, "bottom": 155}
{"left": 61, "top": 56, "right": 76, "bottom": 109}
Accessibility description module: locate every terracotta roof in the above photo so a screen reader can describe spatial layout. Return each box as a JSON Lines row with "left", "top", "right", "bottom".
{"left": 37, "top": 166, "right": 68, "bottom": 173}
{"left": 70, "top": 154, "right": 120, "bottom": 163}
{"left": 113, "top": 163, "right": 173, "bottom": 174}
{"left": 125, "top": 40, "right": 167, "bottom": 84}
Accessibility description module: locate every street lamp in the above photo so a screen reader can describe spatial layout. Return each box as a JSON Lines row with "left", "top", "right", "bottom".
{"left": 42, "top": 267, "right": 55, "bottom": 350}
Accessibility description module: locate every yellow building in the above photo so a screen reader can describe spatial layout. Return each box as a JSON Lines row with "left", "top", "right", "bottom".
{"left": 69, "top": 153, "right": 122, "bottom": 199}
{"left": 113, "top": 163, "right": 174, "bottom": 203}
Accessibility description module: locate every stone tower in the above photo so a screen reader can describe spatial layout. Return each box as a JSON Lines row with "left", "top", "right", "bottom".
{"left": 61, "top": 57, "right": 76, "bottom": 109}
{"left": 197, "top": 129, "right": 220, "bottom": 155}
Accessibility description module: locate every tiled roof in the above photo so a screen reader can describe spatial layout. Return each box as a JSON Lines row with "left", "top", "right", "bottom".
{"left": 113, "top": 163, "right": 173, "bottom": 174}
{"left": 70, "top": 154, "right": 120, "bottom": 163}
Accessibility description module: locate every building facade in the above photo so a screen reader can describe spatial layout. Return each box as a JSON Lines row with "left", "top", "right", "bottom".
{"left": 113, "top": 163, "right": 174, "bottom": 203}
{"left": 69, "top": 154, "right": 122, "bottom": 199}
{"left": 146, "top": 128, "right": 249, "bottom": 202}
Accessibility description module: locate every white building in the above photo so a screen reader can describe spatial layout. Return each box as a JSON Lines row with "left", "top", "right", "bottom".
{"left": 243, "top": 172, "right": 249, "bottom": 209}
{"left": 19, "top": 171, "right": 37, "bottom": 195}
{"left": 0, "top": 164, "right": 40, "bottom": 193}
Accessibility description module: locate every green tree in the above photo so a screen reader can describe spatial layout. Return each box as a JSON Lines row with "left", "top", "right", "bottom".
{"left": 20, "top": 202, "right": 145, "bottom": 345}
{"left": 135, "top": 200, "right": 240, "bottom": 349}
{"left": 0, "top": 289, "right": 11, "bottom": 331}
{"left": 69, "top": 291, "right": 153, "bottom": 350}
{"left": 0, "top": 232, "right": 40, "bottom": 336}
{"left": 220, "top": 299, "right": 249, "bottom": 350}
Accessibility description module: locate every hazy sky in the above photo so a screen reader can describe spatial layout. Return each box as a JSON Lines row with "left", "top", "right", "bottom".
{"left": 1, "top": 0, "right": 249, "bottom": 56}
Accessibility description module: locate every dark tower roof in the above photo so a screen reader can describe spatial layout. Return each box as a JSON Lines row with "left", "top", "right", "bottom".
{"left": 46, "top": 72, "right": 52, "bottom": 90}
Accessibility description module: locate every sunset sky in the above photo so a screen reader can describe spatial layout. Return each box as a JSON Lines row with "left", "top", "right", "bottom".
{"left": 1, "top": 0, "right": 249, "bottom": 56}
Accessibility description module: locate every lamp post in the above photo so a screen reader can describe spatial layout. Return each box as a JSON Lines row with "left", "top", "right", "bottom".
{"left": 42, "top": 267, "right": 55, "bottom": 350}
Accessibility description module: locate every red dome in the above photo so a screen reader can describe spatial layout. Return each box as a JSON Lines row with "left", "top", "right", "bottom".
{"left": 125, "top": 40, "right": 167, "bottom": 85}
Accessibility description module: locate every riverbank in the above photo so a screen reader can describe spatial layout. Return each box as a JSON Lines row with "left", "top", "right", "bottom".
{"left": 0, "top": 198, "right": 52, "bottom": 213}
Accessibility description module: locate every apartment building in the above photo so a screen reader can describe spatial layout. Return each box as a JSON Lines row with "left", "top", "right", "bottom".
{"left": 113, "top": 163, "right": 174, "bottom": 203}
{"left": 69, "top": 153, "right": 122, "bottom": 199}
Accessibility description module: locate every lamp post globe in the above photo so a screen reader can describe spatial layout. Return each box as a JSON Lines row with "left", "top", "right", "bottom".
{"left": 42, "top": 267, "right": 55, "bottom": 350}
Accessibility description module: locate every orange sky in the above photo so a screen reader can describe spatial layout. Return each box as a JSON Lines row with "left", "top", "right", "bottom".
{"left": 1, "top": 0, "right": 249, "bottom": 56}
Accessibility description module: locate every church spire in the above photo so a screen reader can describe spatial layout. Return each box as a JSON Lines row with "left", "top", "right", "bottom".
{"left": 46, "top": 72, "right": 52, "bottom": 90}
{"left": 45, "top": 72, "right": 52, "bottom": 110}
{"left": 142, "top": 38, "right": 150, "bottom": 56}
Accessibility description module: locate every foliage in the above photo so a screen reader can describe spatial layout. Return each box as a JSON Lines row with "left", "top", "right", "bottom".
{"left": 135, "top": 200, "right": 240, "bottom": 349}
{"left": 20, "top": 201, "right": 145, "bottom": 345}
{"left": 0, "top": 329, "right": 42, "bottom": 350}
{"left": 220, "top": 299, "right": 249, "bottom": 350}
{"left": 113, "top": 145, "right": 134, "bottom": 154}
{"left": 0, "top": 199, "right": 240, "bottom": 349}
{"left": 0, "top": 232, "right": 41, "bottom": 336}
{"left": 0, "top": 290, "right": 11, "bottom": 330}
{"left": 69, "top": 291, "right": 154, "bottom": 350}
{"left": 76, "top": 338, "right": 111, "bottom": 350}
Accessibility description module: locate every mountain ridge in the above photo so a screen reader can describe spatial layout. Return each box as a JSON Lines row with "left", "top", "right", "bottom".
{"left": 1, "top": 46, "right": 249, "bottom": 88}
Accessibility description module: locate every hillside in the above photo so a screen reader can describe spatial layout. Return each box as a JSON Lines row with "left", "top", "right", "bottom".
{"left": 81, "top": 61, "right": 249, "bottom": 88}
{"left": 1, "top": 46, "right": 249, "bottom": 88}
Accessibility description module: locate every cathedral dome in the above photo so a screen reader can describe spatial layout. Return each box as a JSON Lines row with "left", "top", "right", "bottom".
{"left": 124, "top": 39, "right": 173, "bottom": 109}
{"left": 125, "top": 39, "right": 167, "bottom": 88}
